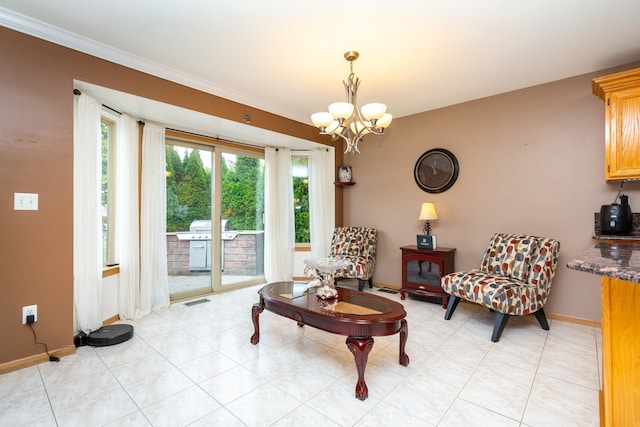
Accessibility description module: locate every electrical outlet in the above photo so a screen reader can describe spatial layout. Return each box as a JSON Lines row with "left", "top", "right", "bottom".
{"left": 22, "top": 305, "right": 37, "bottom": 324}
{"left": 14, "top": 193, "right": 39, "bottom": 210}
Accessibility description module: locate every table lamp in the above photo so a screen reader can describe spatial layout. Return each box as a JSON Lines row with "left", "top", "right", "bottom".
{"left": 417, "top": 202, "right": 438, "bottom": 249}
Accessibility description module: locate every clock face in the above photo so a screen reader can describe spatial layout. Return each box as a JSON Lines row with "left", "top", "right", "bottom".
{"left": 414, "top": 148, "right": 459, "bottom": 193}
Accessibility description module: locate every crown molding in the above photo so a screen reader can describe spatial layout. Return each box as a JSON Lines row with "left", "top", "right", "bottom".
{"left": 0, "top": 7, "right": 307, "bottom": 123}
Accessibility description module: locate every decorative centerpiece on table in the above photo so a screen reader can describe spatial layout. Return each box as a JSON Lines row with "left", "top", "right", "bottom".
{"left": 304, "top": 257, "right": 351, "bottom": 299}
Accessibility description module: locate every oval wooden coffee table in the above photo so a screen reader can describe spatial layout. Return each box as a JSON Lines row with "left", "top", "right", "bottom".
{"left": 250, "top": 281, "right": 409, "bottom": 400}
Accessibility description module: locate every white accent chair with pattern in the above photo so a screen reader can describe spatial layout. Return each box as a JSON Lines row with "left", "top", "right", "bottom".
{"left": 441, "top": 233, "right": 560, "bottom": 342}
{"left": 328, "top": 227, "right": 378, "bottom": 292}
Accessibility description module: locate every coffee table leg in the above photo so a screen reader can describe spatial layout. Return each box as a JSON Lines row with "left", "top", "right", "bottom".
{"left": 250, "top": 301, "right": 264, "bottom": 345}
{"left": 399, "top": 319, "right": 409, "bottom": 366}
{"left": 346, "top": 336, "right": 374, "bottom": 400}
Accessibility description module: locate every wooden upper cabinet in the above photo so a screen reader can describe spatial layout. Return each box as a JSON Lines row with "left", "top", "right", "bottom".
{"left": 593, "top": 68, "right": 640, "bottom": 181}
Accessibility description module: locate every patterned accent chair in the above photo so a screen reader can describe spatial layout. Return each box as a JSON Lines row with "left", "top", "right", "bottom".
{"left": 441, "top": 233, "right": 560, "bottom": 342}
{"left": 328, "top": 227, "right": 378, "bottom": 292}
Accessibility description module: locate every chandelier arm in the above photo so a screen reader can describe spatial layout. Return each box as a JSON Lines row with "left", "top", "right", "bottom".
{"left": 353, "top": 121, "right": 369, "bottom": 138}
{"left": 347, "top": 73, "right": 383, "bottom": 137}
{"left": 331, "top": 130, "right": 351, "bottom": 144}
{"left": 344, "top": 136, "right": 362, "bottom": 154}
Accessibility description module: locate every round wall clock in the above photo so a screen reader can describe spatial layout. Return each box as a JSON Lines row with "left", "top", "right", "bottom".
{"left": 414, "top": 148, "right": 459, "bottom": 193}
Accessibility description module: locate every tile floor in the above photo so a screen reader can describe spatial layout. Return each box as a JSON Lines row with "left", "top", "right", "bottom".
{"left": 0, "top": 284, "right": 601, "bottom": 426}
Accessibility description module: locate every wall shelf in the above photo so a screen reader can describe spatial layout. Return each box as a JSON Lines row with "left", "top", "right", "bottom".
{"left": 334, "top": 182, "right": 356, "bottom": 187}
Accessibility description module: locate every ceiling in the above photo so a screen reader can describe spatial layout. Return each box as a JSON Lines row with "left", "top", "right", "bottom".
{"left": 2, "top": 1, "right": 640, "bottom": 127}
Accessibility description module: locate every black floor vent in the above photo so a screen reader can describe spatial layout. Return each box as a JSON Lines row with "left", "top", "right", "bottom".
{"left": 184, "top": 298, "right": 211, "bottom": 306}
{"left": 377, "top": 288, "right": 400, "bottom": 294}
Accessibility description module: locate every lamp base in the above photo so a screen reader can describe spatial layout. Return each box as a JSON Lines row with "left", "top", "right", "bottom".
{"left": 417, "top": 235, "right": 437, "bottom": 250}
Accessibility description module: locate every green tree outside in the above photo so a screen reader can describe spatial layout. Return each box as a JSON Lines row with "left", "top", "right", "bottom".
{"left": 221, "top": 155, "right": 264, "bottom": 231}
{"left": 293, "top": 175, "right": 309, "bottom": 243}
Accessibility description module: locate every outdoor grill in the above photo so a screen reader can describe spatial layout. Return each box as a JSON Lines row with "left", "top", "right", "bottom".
{"left": 188, "top": 220, "right": 212, "bottom": 271}
{"left": 177, "top": 220, "right": 237, "bottom": 271}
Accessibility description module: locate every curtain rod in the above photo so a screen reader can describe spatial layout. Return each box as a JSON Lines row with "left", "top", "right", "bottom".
{"left": 275, "top": 147, "right": 329, "bottom": 152}
{"left": 168, "top": 130, "right": 327, "bottom": 153}
{"left": 165, "top": 127, "right": 264, "bottom": 150}
{"left": 73, "top": 89, "right": 122, "bottom": 116}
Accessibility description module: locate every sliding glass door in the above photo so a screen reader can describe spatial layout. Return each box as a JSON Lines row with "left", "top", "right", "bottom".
{"left": 165, "top": 142, "right": 213, "bottom": 299}
{"left": 218, "top": 150, "right": 265, "bottom": 289}
{"left": 165, "top": 140, "right": 264, "bottom": 300}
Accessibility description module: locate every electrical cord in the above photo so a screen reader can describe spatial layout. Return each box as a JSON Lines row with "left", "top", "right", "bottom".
{"left": 28, "top": 322, "right": 60, "bottom": 362}
{"left": 612, "top": 180, "right": 626, "bottom": 204}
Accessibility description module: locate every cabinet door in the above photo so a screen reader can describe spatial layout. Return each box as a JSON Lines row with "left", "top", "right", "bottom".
{"left": 405, "top": 255, "right": 441, "bottom": 288}
{"left": 606, "top": 87, "right": 640, "bottom": 180}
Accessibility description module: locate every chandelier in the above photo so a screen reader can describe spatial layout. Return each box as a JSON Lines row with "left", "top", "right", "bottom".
{"left": 311, "top": 51, "right": 392, "bottom": 154}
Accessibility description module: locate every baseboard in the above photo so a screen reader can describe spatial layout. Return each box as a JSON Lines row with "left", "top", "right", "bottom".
{"left": 371, "top": 281, "right": 399, "bottom": 290}
{"left": 452, "top": 299, "right": 601, "bottom": 328}
{"left": 375, "top": 282, "right": 601, "bottom": 328}
{"left": 0, "top": 345, "right": 76, "bottom": 375}
{"left": 103, "top": 314, "right": 120, "bottom": 326}
{"left": 1, "top": 316, "right": 124, "bottom": 375}
{"left": 0, "top": 318, "right": 121, "bottom": 375}
{"left": 546, "top": 312, "right": 601, "bottom": 328}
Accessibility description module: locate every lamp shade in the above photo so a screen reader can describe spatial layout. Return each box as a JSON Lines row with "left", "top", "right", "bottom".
{"left": 418, "top": 202, "right": 438, "bottom": 220}
{"left": 361, "top": 103, "right": 387, "bottom": 121}
{"left": 325, "top": 120, "right": 342, "bottom": 134}
{"left": 376, "top": 113, "right": 393, "bottom": 128}
{"left": 350, "top": 121, "right": 371, "bottom": 136}
{"left": 311, "top": 112, "right": 333, "bottom": 128}
{"left": 328, "top": 102, "right": 354, "bottom": 119}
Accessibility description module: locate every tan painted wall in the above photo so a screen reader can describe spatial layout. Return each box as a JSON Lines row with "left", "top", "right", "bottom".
{"left": 342, "top": 63, "right": 640, "bottom": 322}
{"left": 0, "top": 27, "right": 336, "bottom": 365}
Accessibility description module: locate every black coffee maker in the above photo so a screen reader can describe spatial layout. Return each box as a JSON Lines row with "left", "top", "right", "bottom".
{"left": 600, "top": 194, "right": 632, "bottom": 235}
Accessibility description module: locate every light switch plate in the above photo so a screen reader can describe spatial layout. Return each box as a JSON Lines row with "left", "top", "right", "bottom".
{"left": 14, "top": 193, "right": 38, "bottom": 210}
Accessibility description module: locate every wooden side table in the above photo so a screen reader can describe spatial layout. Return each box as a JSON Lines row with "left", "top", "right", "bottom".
{"left": 400, "top": 245, "right": 456, "bottom": 308}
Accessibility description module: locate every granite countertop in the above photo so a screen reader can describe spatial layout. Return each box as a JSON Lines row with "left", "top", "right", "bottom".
{"left": 567, "top": 241, "right": 640, "bottom": 284}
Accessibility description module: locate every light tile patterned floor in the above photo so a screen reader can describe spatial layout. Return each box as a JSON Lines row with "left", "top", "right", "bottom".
{"left": 0, "top": 284, "right": 601, "bottom": 426}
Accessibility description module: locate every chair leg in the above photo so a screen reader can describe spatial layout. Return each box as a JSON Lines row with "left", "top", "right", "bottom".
{"left": 358, "top": 279, "right": 365, "bottom": 291}
{"left": 534, "top": 308, "right": 550, "bottom": 330}
{"left": 443, "top": 296, "right": 460, "bottom": 320}
{"left": 492, "top": 313, "right": 510, "bottom": 342}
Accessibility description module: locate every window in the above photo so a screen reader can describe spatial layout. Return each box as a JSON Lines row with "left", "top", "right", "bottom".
{"left": 292, "top": 155, "right": 309, "bottom": 244}
{"left": 101, "top": 117, "right": 116, "bottom": 265}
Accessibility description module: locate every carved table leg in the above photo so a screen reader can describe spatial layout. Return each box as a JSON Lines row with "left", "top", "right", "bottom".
{"left": 346, "top": 336, "right": 374, "bottom": 400}
{"left": 399, "top": 319, "right": 409, "bottom": 366}
{"left": 250, "top": 300, "right": 264, "bottom": 345}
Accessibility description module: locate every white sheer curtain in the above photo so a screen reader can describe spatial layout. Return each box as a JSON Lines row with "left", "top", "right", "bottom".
{"left": 309, "top": 147, "right": 335, "bottom": 259}
{"left": 264, "top": 147, "right": 294, "bottom": 282}
{"left": 139, "top": 123, "right": 170, "bottom": 313}
{"left": 73, "top": 93, "right": 103, "bottom": 333}
{"left": 115, "top": 114, "right": 141, "bottom": 319}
